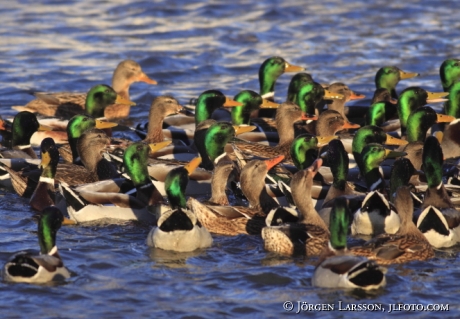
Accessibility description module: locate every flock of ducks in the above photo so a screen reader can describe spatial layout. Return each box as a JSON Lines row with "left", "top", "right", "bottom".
{"left": 0, "top": 57, "right": 460, "bottom": 290}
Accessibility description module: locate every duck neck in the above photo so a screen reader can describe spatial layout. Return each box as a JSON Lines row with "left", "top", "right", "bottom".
{"left": 38, "top": 218, "right": 57, "bottom": 255}
{"left": 445, "top": 84, "right": 460, "bottom": 118}
{"left": 364, "top": 167, "right": 385, "bottom": 192}
{"left": 145, "top": 112, "right": 165, "bottom": 143}
{"left": 275, "top": 113, "right": 296, "bottom": 146}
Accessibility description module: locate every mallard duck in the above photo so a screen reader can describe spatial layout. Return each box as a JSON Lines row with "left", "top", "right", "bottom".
{"left": 444, "top": 81, "right": 460, "bottom": 118}
{"left": 0, "top": 111, "right": 52, "bottom": 159}
{"left": 290, "top": 133, "right": 337, "bottom": 170}
{"left": 351, "top": 186, "right": 434, "bottom": 264}
{"left": 312, "top": 197, "right": 387, "bottom": 290}
{"left": 59, "top": 141, "right": 171, "bottom": 224}
{"left": 232, "top": 102, "right": 318, "bottom": 161}
{"left": 439, "top": 58, "right": 460, "bottom": 92}
{"left": 207, "top": 153, "right": 236, "bottom": 206}
{"left": 406, "top": 106, "right": 454, "bottom": 143}
{"left": 13, "top": 60, "right": 155, "bottom": 119}
{"left": 375, "top": 66, "right": 419, "bottom": 99}
{"left": 147, "top": 157, "right": 213, "bottom": 252}
{"left": 230, "top": 90, "right": 279, "bottom": 126}
{"left": 59, "top": 114, "right": 118, "bottom": 164}
{"left": 397, "top": 87, "right": 448, "bottom": 135}
{"left": 415, "top": 136, "right": 460, "bottom": 248}
{"left": 261, "top": 159, "right": 330, "bottom": 256}
{"left": 440, "top": 118, "right": 460, "bottom": 159}
{"left": 286, "top": 72, "right": 314, "bottom": 102}
{"left": 366, "top": 89, "right": 398, "bottom": 127}
{"left": 194, "top": 90, "right": 243, "bottom": 125}
{"left": 3, "top": 206, "right": 74, "bottom": 283}
{"left": 352, "top": 125, "right": 408, "bottom": 176}
{"left": 322, "top": 82, "right": 365, "bottom": 121}
{"left": 190, "top": 155, "right": 285, "bottom": 236}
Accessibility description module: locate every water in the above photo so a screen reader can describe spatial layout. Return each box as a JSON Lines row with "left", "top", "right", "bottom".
{"left": 1, "top": 0, "right": 460, "bottom": 318}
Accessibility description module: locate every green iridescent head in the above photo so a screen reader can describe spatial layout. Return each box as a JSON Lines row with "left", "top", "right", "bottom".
{"left": 164, "top": 157, "right": 201, "bottom": 209}
{"left": 366, "top": 101, "right": 396, "bottom": 126}
{"left": 440, "top": 59, "right": 460, "bottom": 92}
{"left": 259, "top": 56, "right": 304, "bottom": 97}
{"left": 123, "top": 142, "right": 151, "bottom": 186}
{"left": 38, "top": 206, "right": 65, "bottom": 254}
{"left": 11, "top": 111, "right": 44, "bottom": 147}
{"left": 352, "top": 126, "right": 387, "bottom": 175}
{"left": 375, "top": 66, "right": 419, "bottom": 98}
{"left": 195, "top": 90, "right": 241, "bottom": 125}
{"left": 327, "top": 139, "right": 349, "bottom": 190}
{"left": 397, "top": 87, "right": 428, "bottom": 131}
{"left": 290, "top": 134, "right": 319, "bottom": 170}
{"left": 85, "top": 84, "right": 134, "bottom": 118}
{"left": 389, "top": 158, "right": 415, "bottom": 202}
{"left": 295, "top": 82, "right": 325, "bottom": 115}
{"left": 231, "top": 90, "right": 263, "bottom": 125}
{"left": 204, "top": 122, "right": 236, "bottom": 164}
{"left": 422, "top": 136, "right": 444, "bottom": 188}
{"left": 444, "top": 82, "right": 460, "bottom": 118}
{"left": 406, "top": 106, "right": 437, "bottom": 143}
{"left": 286, "top": 73, "right": 314, "bottom": 103}
{"left": 329, "top": 196, "right": 350, "bottom": 251}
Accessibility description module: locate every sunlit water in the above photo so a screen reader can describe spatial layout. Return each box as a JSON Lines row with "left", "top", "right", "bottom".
{"left": 1, "top": 1, "right": 460, "bottom": 318}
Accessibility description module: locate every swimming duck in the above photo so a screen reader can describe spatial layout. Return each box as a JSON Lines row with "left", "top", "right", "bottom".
{"left": 375, "top": 66, "right": 419, "bottom": 99}
{"left": 13, "top": 60, "right": 155, "bottom": 119}
{"left": 231, "top": 90, "right": 279, "bottom": 125}
{"left": 190, "top": 155, "right": 285, "bottom": 236}
{"left": 195, "top": 90, "right": 243, "bottom": 125}
{"left": 59, "top": 141, "right": 171, "bottom": 224}
{"left": 439, "top": 58, "right": 460, "bottom": 92}
{"left": 232, "top": 102, "right": 317, "bottom": 161}
{"left": 262, "top": 159, "right": 330, "bottom": 256}
{"left": 321, "top": 82, "right": 365, "bottom": 121}
{"left": 397, "top": 87, "right": 449, "bottom": 135}
{"left": 0, "top": 111, "right": 52, "bottom": 159}
{"left": 415, "top": 136, "right": 460, "bottom": 248}
{"left": 290, "top": 134, "right": 336, "bottom": 170}
{"left": 3, "top": 206, "right": 74, "bottom": 283}
{"left": 388, "top": 158, "right": 418, "bottom": 201}
{"left": 312, "top": 196, "right": 386, "bottom": 290}
{"left": 147, "top": 157, "right": 213, "bottom": 252}
{"left": 351, "top": 186, "right": 433, "bottom": 264}
{"left": 59, "top": 114, "right": 118, "bottom": 164}
{"left": 207, "top": 153, "right": 237, "bottom": 206}
{"left": 352, "top": 125, "right": 408, "bottom": 177}
{"left": 286, "top": 72, "right": 314, "bottom": 102}
{"left": 406, "top": 106, "right": 454, "bottom": 143}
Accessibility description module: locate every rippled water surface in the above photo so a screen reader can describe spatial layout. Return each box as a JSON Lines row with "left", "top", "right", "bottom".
{"left": 1, "top": 1, "right": 460, "bottom": 318}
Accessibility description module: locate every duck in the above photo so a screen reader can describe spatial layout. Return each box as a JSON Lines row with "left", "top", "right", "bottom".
{"left": 444, "top": 81, "right": 460, "bottom": 118}
{"left": 13, "top": 60, "right": 155, "bottom": 119}
{"left": 415, "top": 136, "right": 460, "bottom": 248}
{"left": 231, "top": 90, "right": 279, "bottom": 125}
{"left": 440, "top": 118, "right": 460, "bottom": 159}
{"left": 321, "top": 82, "right": 365, "bottom": 121}
{"left": 312, "top": 196, "right": 387, "bottom": 290}
{"left": 365, "top": 88, "right": 398, "bottom": 127}
{"left": 351, "top": 186, "right": 434, "bottom": 264}
{"left": 290, "top": 133, "right": 336, "bottom": 170}
{"left": 261, "top": 159, "right": 330, "bottom": 256}
{"left": 194, "top": 90, "right": 243, "bottom": 126}
{"left": 352, "top": 125, "right": 408, "bottom": 177}
{"left": 58, "top": 141, "right": 171, "bottom": 224}
{"left": 3, "top": 206, "right": 74, "bottom": 284}
{"left": 0, "top": 111, "right": 52, "bottom": 159}
{"left": 405, "top": 106, "right": 454, "bottom": 143}
{"left": 375, "top": 66, "right": 419, "bottom": 99}
{"left": 286, "top": 72, "right": 314, "bottom": 103}
{"left": 189, "top": 155, "right": 285, "bottom": 236}
{"left": 231, "top": 102, "right": 318, "bottom": 162}
{"left": 439, "top": 58, "right": 460, "bottom": 92}
{"left": 397, "top": 87, "right": 449, "bottom": 135}
{"left": 147, "top": 157, "right": 213, "bottom": 252}
{"left": 59, "top": 114, "right": 118, "bottom": 164}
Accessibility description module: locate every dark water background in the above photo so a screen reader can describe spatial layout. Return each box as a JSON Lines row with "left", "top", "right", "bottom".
{"left": 1, "top": 1, "right": 460, "bottom": 318}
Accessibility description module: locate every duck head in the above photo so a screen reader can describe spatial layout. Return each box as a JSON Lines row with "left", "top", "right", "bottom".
{"left": 259, "top": 56, "right": 304, "bottom": 99}
{"left": 195, "top": 90, "right": 242, "bottom": 125}
{"left": 375, "top": 66, "right": 419, "bottom": 98}
{"left": 165, "top": 157, "right": 202, "bottom": 209}
{"left": 231, "top": 90, "right": 278, "bottom": 125}
{"left": 85, "top": 84, "right": 135, "bottom": 118}
{"left": 439, "top": 58, "right": 460, "bottom": 92}
{"left": 406, "top": 106, "right": 454, "bottom": 142}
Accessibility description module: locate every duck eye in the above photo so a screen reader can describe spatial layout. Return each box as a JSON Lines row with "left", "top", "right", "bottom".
{"left": 82, "top": 117, "right": 88, "bottom": 122}
{"left": 104, "top": 89, "right": 110, "bottom": 93}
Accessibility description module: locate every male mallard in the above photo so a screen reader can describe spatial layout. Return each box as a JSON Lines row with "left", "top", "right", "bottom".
{"left": 286, "top": 72, "right": 314, "bottom": 102}
{"left": 290, "top": 133, "right": 336, "bottom": 170}
{"left": 190, "top": 155, "right": 285, "bottom": 236}
{"left": 231, "top": 90, "right": 279, "bottom": 125}
{"left": 397, "top": 87, "right": 448, "bottom": 135}
{"left": 312, "top": 197, "right": 387, "bottom": 290}
{"left": 194, "top": 90, "right": 243, "bottom": 125}
{"left": 147, "top": 157, "right": 213, "bottom": 252}
{"left": 439, "top": 58, "right": 460, "bottom": 92}
{"left": 3, "top": 206, "right": 74, "bottom": 283}
{"left": 13, "top": 60, "right": 155, "bottom": 119}
{"left": 444, "top": 81, "right": 460, "bottom": 118}
{"left": 405, "top": 106, "right": 454, "bottom": 143}
{"left": 351, "top": 186, "right": 434, "bottom": 264}
{"left": 366, "top": 89, "right": 398, "bottom": 127}
{"left": 0, "top": 111, "right": 52, "bottom": 159}
{"left": 375, "top": 66, "right": 419, "bottom": 99}
{"left": 261, "top": 159, "right": 330, "bottom": 256}
{"left": 59, "top": 141, "right": 171, "bottom": 224}
{"left": 415, "top": 136, "right": 460, "bottom": 248}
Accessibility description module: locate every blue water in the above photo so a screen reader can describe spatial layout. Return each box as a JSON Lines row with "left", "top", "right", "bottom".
{"left": 1, "top": 1, "right": 460, "bottom": 318}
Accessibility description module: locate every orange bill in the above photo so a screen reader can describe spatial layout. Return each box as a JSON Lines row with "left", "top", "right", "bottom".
{"left": 349, "top": 91, "right": 366, "bottom": 100}
{"left": 223, "top": 97, "right": 244, "bottom": 107}
{"left": 0, "top": 119, "right": 6, "bottom": 130}
{"left": 436, "top": 113, "right": 455, "bottom": 123}
{"left": 260, "top": 98, "right": 280, "bottom": 109}
{"left": 137, "top": 72, "right": 158, "bottom": 85}
{"left": 233, "top": 125, "right": 256, "bottom": 135}
{"left": 385, "top": 134, "right": 408, "bottom": 146}
{"left": 264, "top": 155, "right": 285, "bottom": 170}
{"left": 184, "top": 156, "right": 202, "bottom": 175}
{"left": 115, "top": 95, "right": 136, "bottom": 106}
{"left": 342, "top": 122, "right": 360, "bottom": 129}
{"left": 149, "top": 140, "right": 172, "bottom": 153}
{"left": 426, "top": 91, "right": 449, "bottom": 103}
{"left": 284, "top": 61, "right": 305, "bottom": 72}
{"left": 95, "top": 119, "right": 118, "bottom": 129}
{"left": 399, "top": 69, "right": 419, "bottom": 80}
{"left": 301, "top": 114, "right": 318, "bottom": 121}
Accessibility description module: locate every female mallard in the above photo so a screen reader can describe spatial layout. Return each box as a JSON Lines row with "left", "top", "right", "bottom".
{"left": 189, "top": 155, "right": 285, "bottom": 236}
{"left": 351, "top": 186, "right": 434, "bottom": 264}
{"left": 312, "top": 197, "right": 386, "bottom": 290}
{"left": 262, "top": 159, "right": 330, "bottom": 256}
{"left": 3, "top": 206, "right": 75, "bottom": 283}
{"left": 375, "top": 66, "right": 419, "bottom": 99}
{"left": 322, "top": 82, "right": 365, "bottom": 121}
{"left": 415, "top": 136, "right": 460, "bottom": 248}
{"left": 59, "top": 141, "right": 171, "bottom": 224}
{"left": 147, "top": 157, "right": 213, "bottom": 252}
{"left": 13, "top": 60, "right": 155, "bottom": 119}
